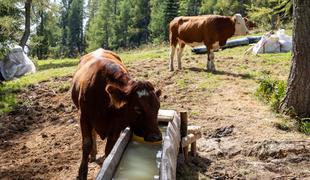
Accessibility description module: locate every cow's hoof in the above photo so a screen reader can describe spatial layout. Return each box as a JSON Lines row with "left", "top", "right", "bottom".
{"left": 206, "top": 68, "right": 216, "bottom": 73}
{"left": 169, "top": 68, "right": 174, "bottom": 71}
{"left": 89, "top": 155, "right": 96, "bottom": 163}
{"left": 96, "top": 156, "right": 106, "bottom": 166}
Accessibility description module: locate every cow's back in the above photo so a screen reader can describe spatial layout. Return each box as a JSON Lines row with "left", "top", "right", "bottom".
{"left": 72, "top": 51, "right": 129, "bottom": 114}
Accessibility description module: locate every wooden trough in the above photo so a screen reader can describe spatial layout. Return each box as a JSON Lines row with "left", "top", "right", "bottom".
{"left": 96, "top": 109, "right": 201, "bottom": 180}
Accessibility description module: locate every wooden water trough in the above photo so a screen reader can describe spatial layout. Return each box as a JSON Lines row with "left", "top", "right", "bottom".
{"left": 96, "top": 109, "right": 202, "bottom": 180}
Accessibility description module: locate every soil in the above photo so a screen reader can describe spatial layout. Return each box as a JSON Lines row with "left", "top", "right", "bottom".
{"left": 0, "top": 54, "right": 309, "bottom": 180}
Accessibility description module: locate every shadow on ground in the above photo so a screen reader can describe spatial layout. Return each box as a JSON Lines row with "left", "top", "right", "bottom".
{"left": 38, "top": 61, "right": 78, "bottom": 71}
{"left": 186, "top": 67, "right": 254, "bottom": 79}
{"left": 177, "top": 155, "right": 211, "bottom": 180}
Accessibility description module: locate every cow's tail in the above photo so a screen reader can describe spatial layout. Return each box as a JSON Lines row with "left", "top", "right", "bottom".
{"left": 71, "top": 82, "right": 80, "bottom": 110}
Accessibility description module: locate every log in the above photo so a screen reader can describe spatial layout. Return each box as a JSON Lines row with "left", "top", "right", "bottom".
{"left": 180, "top": 112, "right": 188, "bottom": 138}
{"left": 187, "top": 125, "right": 202, "bottom": 134}
{"left": 190, "top": 141, "right": 197, "bottom": 156}
{"left": 181, "top": 133, "right": 202, "bottom": 148}
{"left": 96, "top": 127, "right": 131, "bottom": 180}
{"left": 180, "top": 112, "right": 188, "bottom": 160}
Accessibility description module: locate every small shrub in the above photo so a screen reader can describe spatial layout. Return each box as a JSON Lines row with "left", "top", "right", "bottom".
{"left": 299, "top": 118, "right": 310, "bottom": 135}
{"left": 256, "top": 76, "right": 286, "bottom": 112}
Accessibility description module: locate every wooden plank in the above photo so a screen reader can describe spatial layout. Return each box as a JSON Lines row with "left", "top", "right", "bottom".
{"left": 158, "top": 110, "right": 175, "bottom": 122}
{"left": 158, "top": 115, "right": 173, "bottom": 122}
{"left": 181, "top": 133, "right": 202, "bottom": 148}
{"left": 190, "top": 141, "right": 197, "bottom": 156}
{"left": 96, "top": 127, "right": 131, "bottom": 180}
{"left": 160, "top": 110, "right": 181, "bottom": 180}
{"left": 158, "top": 109, "right": 176, "bottom": 117}
{"left": 180, "top": 112, "right": 188, "bottom": 138}
{"left": 187, "top": 125, "right": 202, "bottom": 134}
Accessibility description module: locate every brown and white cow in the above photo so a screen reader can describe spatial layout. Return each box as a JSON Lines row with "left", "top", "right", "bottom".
{"left": 71, "top": 48, "right": 162, "bottom": 179}
{"left": 169, "top": 14, "right": 249, "bottom": 72}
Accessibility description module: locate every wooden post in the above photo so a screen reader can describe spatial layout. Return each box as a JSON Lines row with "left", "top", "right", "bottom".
{"left": 180, "top": 111, "right": 188, "bottom": 161}
{"left": 190, "top": 142, "right": 197, "bottom": 156}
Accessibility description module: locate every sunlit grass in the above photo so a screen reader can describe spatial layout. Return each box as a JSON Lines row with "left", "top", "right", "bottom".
{"left": 0, "top": 64, "right": 77, "bottom": 115}
{"left": 118, "top": 45, "right": 169, "bottom": 64}
{"left": 0, "top": 39, "right": 293, "bottom": 116}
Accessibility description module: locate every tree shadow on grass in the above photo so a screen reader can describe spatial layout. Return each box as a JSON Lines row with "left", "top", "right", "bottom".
{"left": 186, "top": 67, "right": 254, "bottom": 80}
{"left": 38, "top": 60, "right": 78, "bottom": 71}
{"left": 177, "top": 155, "right": 212, "bottom": 180}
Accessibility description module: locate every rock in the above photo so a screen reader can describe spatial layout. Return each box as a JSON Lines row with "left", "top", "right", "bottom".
{"left": 208, "top": 125, "right": 234, "bottom": 138}
{"left": 246, "top": 140, "right": 310, "bottom": 161}
{"left": 67, "top": 119, "right": 76, "bottom": 124}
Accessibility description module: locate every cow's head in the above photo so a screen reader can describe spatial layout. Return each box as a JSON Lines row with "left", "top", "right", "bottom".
{"left": 106, "top": 81, "right": 162, "bottom": 142}
{"left": 243, "top": 17, "right": 257, "bottom": 30}
{"left": 233, "top": 14, "right": 249, "bottom": 36}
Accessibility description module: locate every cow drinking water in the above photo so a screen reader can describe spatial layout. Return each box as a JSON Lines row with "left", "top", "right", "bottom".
{"left": 169, "top": 14, "right": 249, "bottom": 72}
{"left": 71, "top": 48, "right": 162, "bottom": 179}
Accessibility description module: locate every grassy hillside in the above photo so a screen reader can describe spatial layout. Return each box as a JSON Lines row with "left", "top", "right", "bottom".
{"left": 0, "top": 43, "right": 291, "bottom": 115}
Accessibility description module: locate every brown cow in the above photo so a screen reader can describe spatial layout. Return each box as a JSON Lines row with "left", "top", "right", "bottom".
{"left": 71, "top": 48, "right": 162, "bottom": 179}
{"left": 169, "top": 14, "right": 249, "bottom": 72}
{"left": 244, "top": 17, "right": 257, "bottom": 30}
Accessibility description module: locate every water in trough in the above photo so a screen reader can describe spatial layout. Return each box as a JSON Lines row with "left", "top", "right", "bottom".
{"left": 113, "top": 126, "right": 167, "bottom": 180}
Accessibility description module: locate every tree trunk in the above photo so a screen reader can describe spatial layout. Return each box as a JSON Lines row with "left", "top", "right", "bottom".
{"left": 280, "top": 0, "right": 310, "bottom": 117}
{"left": 19, "top": 0, "right": 32, "bottom": 49}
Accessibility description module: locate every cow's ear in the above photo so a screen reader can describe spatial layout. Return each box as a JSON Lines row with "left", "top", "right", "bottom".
{"left": 155, "top": 89, "right": 161, "bottom": 98}
{"left": 105, "top": 84, "right": 127, "bottom": 109}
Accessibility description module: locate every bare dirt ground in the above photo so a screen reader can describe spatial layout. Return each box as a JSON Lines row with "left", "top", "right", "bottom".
{"left": 0, "top": 54, "right": 309, "bottom": 180}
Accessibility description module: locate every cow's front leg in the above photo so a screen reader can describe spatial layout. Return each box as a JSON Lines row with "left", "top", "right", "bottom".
{"left": 89, "top": 129, "right": 97, "bottom": 162}
{"left": 207, "top": 50, "right": 216, "bottom": 72}
{"left": 177, "top": 45, "right": 184, "bottom": 70}
{"left": 169, "top": 45, "right": 176, "bottom": 71}
{"left": 104, "top": 136, "right": 119, "bottom": 156}
{"left": 78, "top": 117, "right": 93, "bottom": 180}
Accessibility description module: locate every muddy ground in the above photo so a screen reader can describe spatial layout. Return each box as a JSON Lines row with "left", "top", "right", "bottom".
{"left": 0, "top": 54, "right": 309, "bottom": 180}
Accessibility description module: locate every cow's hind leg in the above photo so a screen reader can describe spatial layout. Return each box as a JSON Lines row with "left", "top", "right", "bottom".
{"left": 207, "top": 50, "right": 216, "bottom": 72}
{"left": 169, "top": 45, "right": 176, "bottom": 71}
{"left": 177, "top": 43, "right": 185, "bottom": 70}
{"left": 89, "top": 129, "right": 97, "bottom": 162}
{"left": 77, "top": 115, "right": 93, "bottom": 180}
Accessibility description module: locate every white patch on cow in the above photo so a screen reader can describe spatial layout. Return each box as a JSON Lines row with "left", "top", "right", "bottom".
{"left": 92, "top": 48, "right": 105, "bottom": 59}
{"left": 137, "top": 89, "right": 149, "bottom": 98}
{"left": 234, "top": 14, "right": 248, "bottom": 36}
{"left": 186, "top": 42, "right": 204, "bottom": 47}
{"left": 212, "top": 41, "right": 220, "bottom": 50}
{"left": 177, "top": 47, "right": 184, "bottom": 69}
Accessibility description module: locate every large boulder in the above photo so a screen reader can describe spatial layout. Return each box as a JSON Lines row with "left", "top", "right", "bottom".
{"left": 0, "top": 46, "right": 36, "bottom": 81}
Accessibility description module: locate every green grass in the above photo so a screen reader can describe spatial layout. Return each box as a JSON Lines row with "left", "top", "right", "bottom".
{"left": 119, "top": 44, "right": 169, "bottom": 64}
{"left": 0, "top": 59, "right": 78, "bottom": 115}
{"left": 255, "top": 76, "right": 286, "bottom": 111}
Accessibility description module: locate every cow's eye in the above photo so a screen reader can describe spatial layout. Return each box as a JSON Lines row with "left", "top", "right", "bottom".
{"left": 134, "top": 106, "right": 142, "bottom": 114}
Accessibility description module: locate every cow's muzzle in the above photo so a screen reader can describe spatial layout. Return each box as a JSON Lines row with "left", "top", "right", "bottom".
{"left": 144, "top": 133, "right": 162, "bottom": 142}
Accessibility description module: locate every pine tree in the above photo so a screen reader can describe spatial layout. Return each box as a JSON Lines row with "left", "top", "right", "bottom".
{"left": 0, "top": 0, "right": 22, "bottom": 58}
{"left": 280, "top": 0, "right": 310, "bottom": 118}
{"left": 200, "top": 0, "right": 217, "bottom": 14}
{"left": 128, "top": 0, "right": 151, "bottom": 47}
{"left": 67, "top": 0, "right": 84, "bottom": 57}
{"left": 111, "top": 0, "right": 131, "bottom": 48}
{"left": 30, "top": 3, "right": 62, "bottom": 59}
{"left": 86, "top": 0, "right": 112, "bottom": 51}
{"left": 164, "top": 0, "right": 179, "bottom": 40}
{"left": 180, "top": 0, "right": 202, "bottom": 16}
{"left": 149, "top": 0, "right": 166, "bottom": 42}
